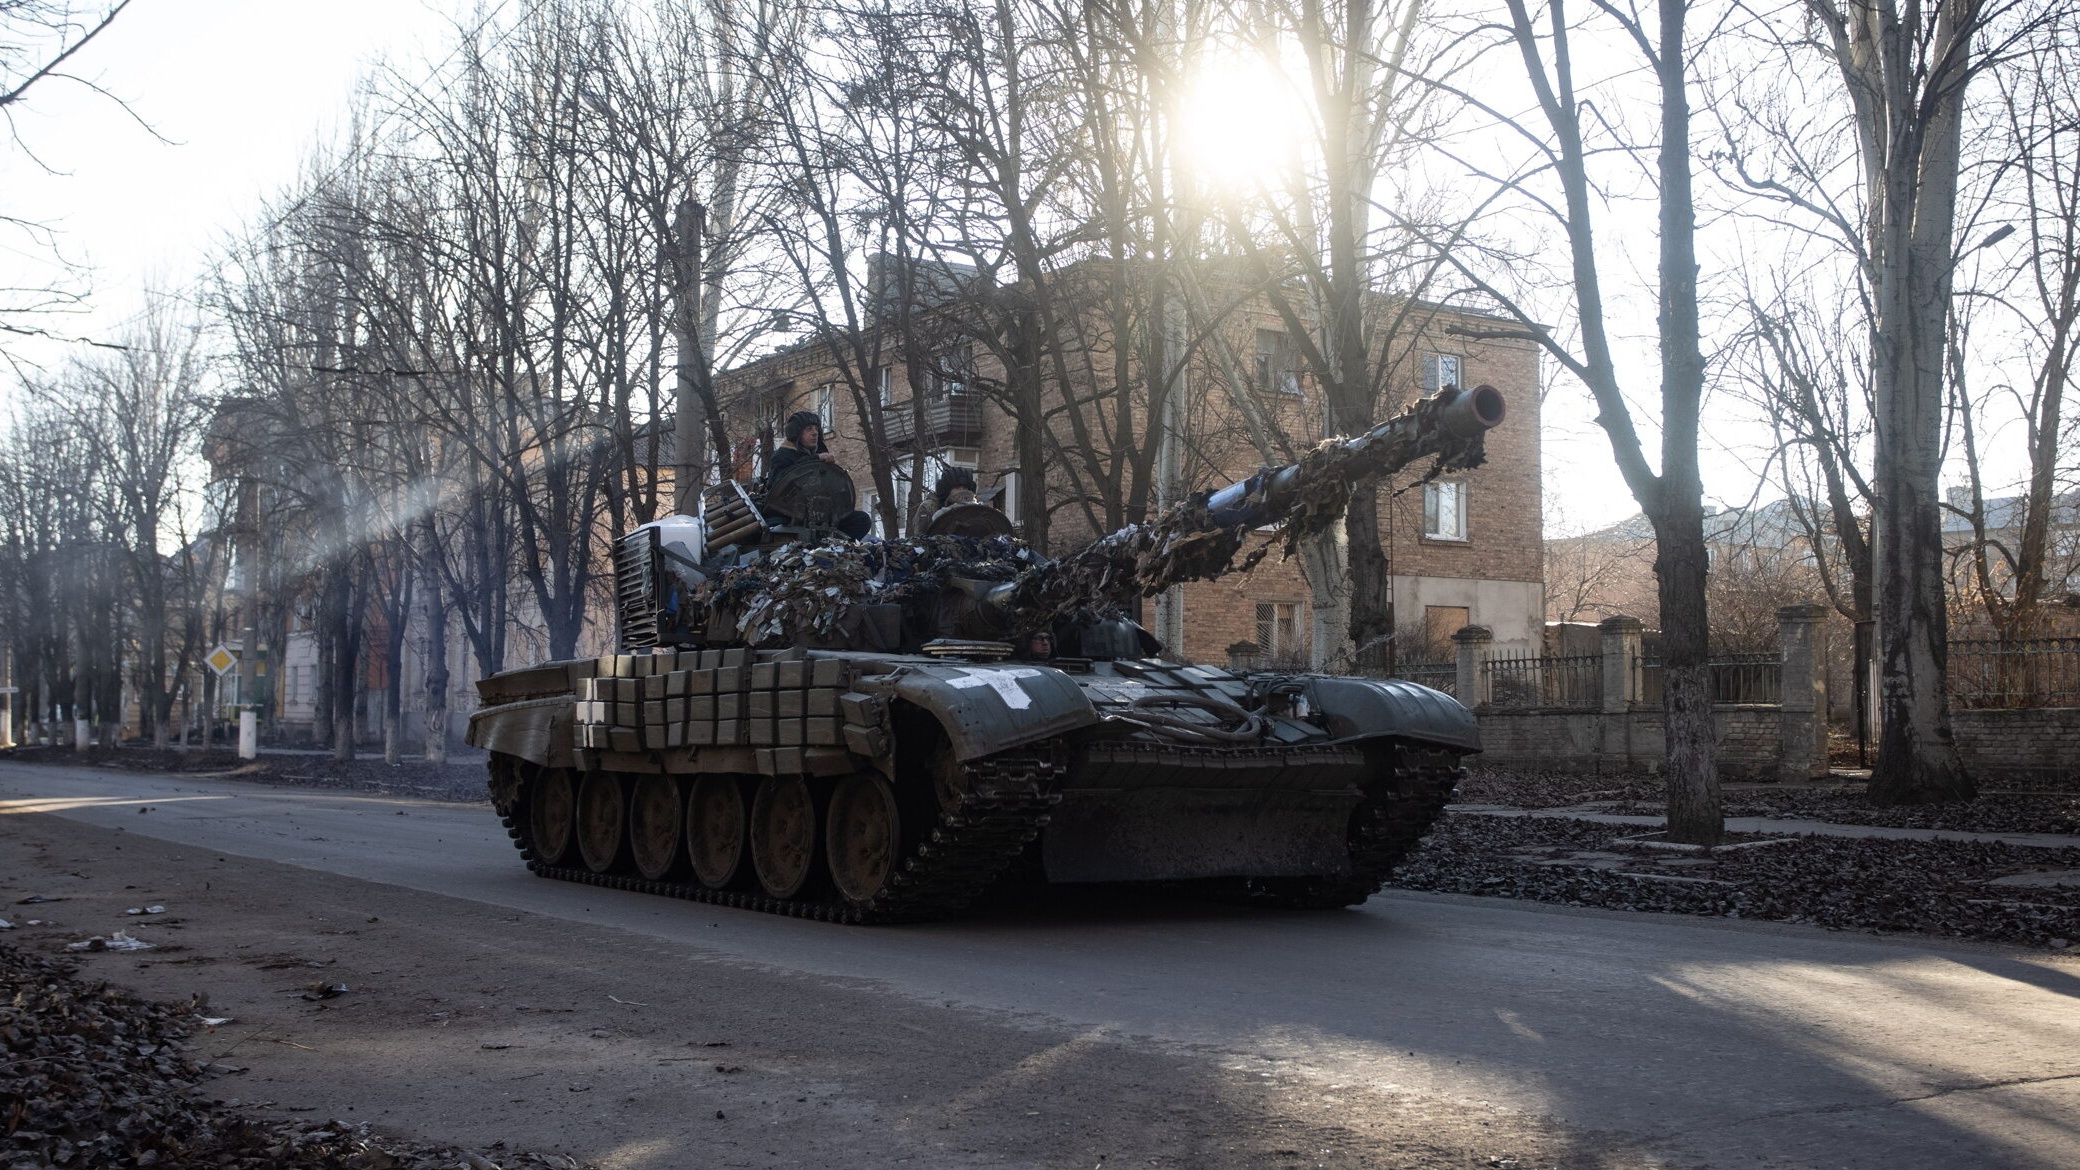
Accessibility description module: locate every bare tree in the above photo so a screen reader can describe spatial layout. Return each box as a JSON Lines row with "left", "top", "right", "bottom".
{"left": 1543, "top": 497, "right": 1655, "bottom": 624}
{"left": 27, "top": 298, "right": 212, "bottom": 746}
{"left": 1428, "top": 0, "right": 1724, "bottom": 841}
{"left": 0, "top": 0, "right": 135, "bottom": 365}
{"left": 1943, "top": 15, "right": 2080, "bottom": 647}
{"left": 1796, "top": 0, "right": 2018, "bottom": 804}
{"left": 1732, "top": 280, "right": 1875, "bottom": 630}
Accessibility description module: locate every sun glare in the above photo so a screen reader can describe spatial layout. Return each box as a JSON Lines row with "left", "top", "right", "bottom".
{"left": 1174, "top": 51, "right": 1312, "bottom": 192}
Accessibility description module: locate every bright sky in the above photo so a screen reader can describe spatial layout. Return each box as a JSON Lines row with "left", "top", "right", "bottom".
{"left": 0, "top": 0, "right": 1754, "bottom": 535}
{"left": 1, "top": 0, "right": 451, "bottom": 364}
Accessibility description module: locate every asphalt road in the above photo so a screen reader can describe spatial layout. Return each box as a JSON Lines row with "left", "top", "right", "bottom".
{"left": 2, "top": 760, "right": 2075, "bottom": 1170}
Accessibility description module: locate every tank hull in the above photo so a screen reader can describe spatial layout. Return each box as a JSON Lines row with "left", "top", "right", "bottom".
{"left": 469, "top": 647, "right": 1476, "bottom": 922}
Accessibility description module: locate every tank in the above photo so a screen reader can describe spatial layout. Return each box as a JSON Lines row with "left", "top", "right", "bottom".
{"left": 467, "top": 384, "right": 1505, "bottom": 922}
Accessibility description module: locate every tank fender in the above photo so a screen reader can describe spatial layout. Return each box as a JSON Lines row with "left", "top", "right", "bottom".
{"left": 465, "top": 698, "right": 577, "bottom": 768}
{"left": 864, "top": 663, "right": 1098, "bottom": 761}
{"left": 1302, "top": 676, "right": 1480, "bottom": 753}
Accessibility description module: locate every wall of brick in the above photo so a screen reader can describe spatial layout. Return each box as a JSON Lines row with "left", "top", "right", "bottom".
{"left": 1952, "top": 709, "right": 2080, "bottom": 787}
{"left": 1480, "top": 705, "right": 2080, "bottom": 785}
{"left": 1477, "top": 705, "right": 1784, "bottom": 779}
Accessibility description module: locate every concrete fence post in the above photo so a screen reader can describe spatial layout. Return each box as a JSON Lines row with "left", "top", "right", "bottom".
{"left": 1778, "top": 603, "right": 1829, "bottom": 781}
{"left": 1453, "top": 625, "right": 1493, "bottom": 708}
{"left": 1599, "top": 615, "right": 1643, "bottom": 714}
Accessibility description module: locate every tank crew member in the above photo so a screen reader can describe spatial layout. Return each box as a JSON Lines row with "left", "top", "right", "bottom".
{"left": 1016, "top": 628, "right": 1055, "bottom": 661}
{"left": 769, "top": 410, "right": 873, "bottom": 539}
{"left": 913, "top": 466, "right": 979, "bottom": 534}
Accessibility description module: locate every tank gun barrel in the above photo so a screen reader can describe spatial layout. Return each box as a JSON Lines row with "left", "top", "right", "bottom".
{"left": 979, "top": 384, "right": 1506, "bottom": 632}
{"left": 1202, "top": 383, "right": 1505, "bottom": 530}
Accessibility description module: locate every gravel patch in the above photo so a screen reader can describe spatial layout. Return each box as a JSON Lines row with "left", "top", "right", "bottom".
{"left": 1389, "top": 812, "right": 2080, "bottom": 949}
{"left": 0, "top": 941, "right": 591, "bottom": 1170}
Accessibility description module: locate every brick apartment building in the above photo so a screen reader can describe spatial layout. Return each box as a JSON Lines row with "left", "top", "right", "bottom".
{"left": 712, "top": 274, "right": 1544, "bottom": 668}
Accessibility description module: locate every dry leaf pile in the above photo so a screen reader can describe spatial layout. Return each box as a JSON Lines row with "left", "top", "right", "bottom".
{"left": 1453, "top": 766, "right": 2080, "bottom": 835}
{"left": 1390, "top": 813, "right": 2079, "bottom": 948}
{"left": 0, "top": 943, "right": 590, "bottom": 1170}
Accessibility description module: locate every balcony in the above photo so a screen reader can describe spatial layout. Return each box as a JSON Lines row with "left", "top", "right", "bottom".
{"left": 883, "top": 393, "right": 987, "bottom": 448}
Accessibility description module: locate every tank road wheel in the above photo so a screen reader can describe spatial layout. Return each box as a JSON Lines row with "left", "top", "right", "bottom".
{"left": 750, "top": 775, "right": 822, "bottom": 899}
{"left": 629, "top": 776, "right": 685, "bottom": 881}
{"left": 527, "top": 767, "right": 577, "bottom": 867}
{"left": 826, "top": 774, "right": 902, "bottom": 905}
{"left": 688, "top": 775, "right": 749, "bottom": 890}
{"left": 576, "top": 772, "right": 630, "bottom": 874}
{"left": 929, "top": 740, "right": 969, "bottom": 817}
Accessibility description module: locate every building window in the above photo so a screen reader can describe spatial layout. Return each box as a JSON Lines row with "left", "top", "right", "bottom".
{"left": 996, "top": 468, "right": 1021, "bottom": 525}
{"left": 1421, "top": 354, "right": 1463, "bottom": 399}
{"left": 1255, "top": 329, "right": 1301, "bottom": 396}
{"left": 814, "top": 383, "right": 837, "bottom": 435}
{"left": 1423, "top": 606, "right": 1471, "bottom": 658}
{"left": 1424, "top": 480, "right": 1468, "bottom": 541}
{"left": 873, "top": 365, "right": 893, "bottom": 408}
{"left": 755, "top": 387, "right": 785, "bottom": 449}
{"left": 889, "top": 462, "right": 917, "bottom": 528}
{"left": 939, "top": 345, "right": 975, "bottom": 397}
{"left": 1255, "top": 601, "right": 1302, "bottom": 659}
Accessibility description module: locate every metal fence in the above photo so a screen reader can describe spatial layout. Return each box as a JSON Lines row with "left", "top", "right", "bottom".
{"left": 1949, "top": 638, "right": 2080, "bottom": 709}
{"left": 1480, "top": 653, "right": 1602, "bottom": 709}
{"left": 1637, "top": 654, "right": 1782, "bottom": 706}
{"left": 1387, "top": 660, "right": 1457, "bottom": 698}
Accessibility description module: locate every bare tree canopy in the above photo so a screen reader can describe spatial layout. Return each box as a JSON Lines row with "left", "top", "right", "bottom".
{"left": 0, "top": 0, "right": 138, "bottom": 366}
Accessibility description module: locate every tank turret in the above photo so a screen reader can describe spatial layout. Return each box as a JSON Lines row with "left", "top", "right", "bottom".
{"left": 616, "top": 383, "right": 1504, "bottom": 655}
{"left": 468, "top": 385, "right": 1506, "bottom": 923}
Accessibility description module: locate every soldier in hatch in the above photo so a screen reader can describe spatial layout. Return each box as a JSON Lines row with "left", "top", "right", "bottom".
{"left": 768, "top": 410, "right": 873, "bottom": 539}
{"left": 912, "top": 466, "right": 979, "bottom": 534}
{"left": 1015, "top": 628, "right": 1055, "bottom": 661}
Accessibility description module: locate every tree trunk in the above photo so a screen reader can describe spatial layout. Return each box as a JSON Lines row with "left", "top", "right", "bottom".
{"left": 1345, "top": 490, "right": 1393, "bottom": 670}
{"left": 382, "top": 608, "right": 406, "bottom": 767}
{"left": 1870, "top": 445, "right": 1970, "bottom": 801}
{"left": 1652, "top": 502, "right": 1722, "bottom": 842}
{"left": 1300, "top": 530, "right": 1351, "bottom": 670}
{"left": 1649, "top": 0, "right": 1721, "bottom": 843}
{"left": 322, "top": 558, "right": 359, "bottom": 763}
{"left": 1819, "top": 0, "right": 1979, "bottom": 804}
{"left": 1010, "top": 318, "right": 1051, "bottom": 553}
{"left": 421, "top": 518, "right": 450, "bottom": 765}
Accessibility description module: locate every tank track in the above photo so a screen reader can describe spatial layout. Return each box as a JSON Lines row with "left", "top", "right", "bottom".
{"left": 496, "top": 749, "right": 1066, "bottom": 924}
{"left": 1207, "top": 744, "right": 1465, "bottom": 909}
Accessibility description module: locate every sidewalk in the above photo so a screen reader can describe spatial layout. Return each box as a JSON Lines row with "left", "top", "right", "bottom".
{"left": 1450, "top": 803, "right": 2080, "bottom": 851}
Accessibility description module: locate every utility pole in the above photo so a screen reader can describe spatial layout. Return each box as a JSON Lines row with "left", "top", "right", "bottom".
{"left": 71, "top": 622, "right": 88, "bottom": 752}
{"left": 1, "top": 646, "right": 14, "bottom": 749}
{"left": 236, "top": 476, "right": 260, "bottom": 760}
{"left": 672, "top": 198, "right": 710, "bottom": 518}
